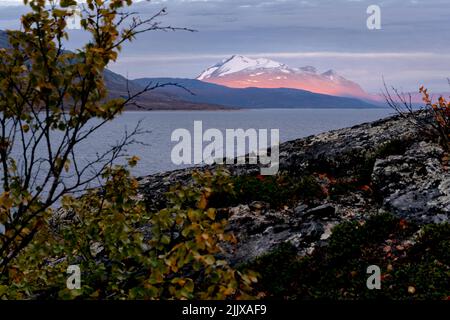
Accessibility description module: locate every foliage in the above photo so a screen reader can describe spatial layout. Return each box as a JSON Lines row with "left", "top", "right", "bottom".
{"left": 2, "top": 167, "right": 258, "bottom": 299}
{"left": 246, "top": 213, "right": 450, "bottom": 300}
{"left": 419, "top": 86, "right": 450, "bottom": 152}
{"left": 385, "top": 84, "right": 450, "bottom": 154}
{"left": 0, "top": 0, "right": 185, "bottom": 277}
{"left": 209, "top": 173, "right": 325, "bottom": 209}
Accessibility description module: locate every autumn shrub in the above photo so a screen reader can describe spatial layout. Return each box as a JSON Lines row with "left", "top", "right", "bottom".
{"left": 420, "top": 86, "right": 450, "bottom": 152}
{"left": 0, "top": 0, "right": 192, "bottom": 279}
{"left": 1, "top": 167, "right": 258, "bottom": 299}
{"left": 246, "top": 213, "right": 450, "bottom": 300}
{"left": 385, "top": 84, "right": 450, "bottom": 154}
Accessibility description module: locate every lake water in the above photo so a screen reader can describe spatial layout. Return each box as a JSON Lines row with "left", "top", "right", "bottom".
{"left": 79, "top": 108, "right": 394, "bottom": 178}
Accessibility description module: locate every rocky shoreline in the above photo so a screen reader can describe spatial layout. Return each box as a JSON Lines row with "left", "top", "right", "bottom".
{"left": 137, "top": 112, "right": 449, "bottom": 265}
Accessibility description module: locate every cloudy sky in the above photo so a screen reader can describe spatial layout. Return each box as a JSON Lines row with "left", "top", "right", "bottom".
{"left": 1, "top": 0, "right": 449, "bottom": 93}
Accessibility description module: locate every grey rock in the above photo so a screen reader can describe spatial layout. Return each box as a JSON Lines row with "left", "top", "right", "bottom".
{"left": 372, "top": 141, "right": 450, "bottom": 223}
{"left": 304, "top": 204, "right": 336, "bottom": 218}
{"left": 134, "top": 112, "right": 448, "bottom": 263}
{"left": 301, "top": 221, "right": 325, "bottom": 238}
{"left": 293, "top": 204, "right": 308, "bottom": 217}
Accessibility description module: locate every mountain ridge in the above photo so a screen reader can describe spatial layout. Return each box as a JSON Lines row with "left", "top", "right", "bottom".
{"left": 133, "top": 77, "right": 379, "bottom": 109}
{"left": 197, "top": 55, "right": 372, "bottom": 100}
{"left": 0, "top": 31, "right": 381, "bottom": 110}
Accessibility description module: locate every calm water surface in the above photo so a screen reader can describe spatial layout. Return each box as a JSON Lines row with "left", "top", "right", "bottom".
{"left": 78, "top": 108, "right": 393, "bottom": 177}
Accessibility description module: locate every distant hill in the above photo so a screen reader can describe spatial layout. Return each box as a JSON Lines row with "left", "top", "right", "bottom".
{"left": 133, "top": 77, "right": 378, "bottom": 109}
{"left": 102, "top": 70, "right": 227, "bottom": 110}
{"left": 0, "top": 30, "right": 224, "bottom": 111}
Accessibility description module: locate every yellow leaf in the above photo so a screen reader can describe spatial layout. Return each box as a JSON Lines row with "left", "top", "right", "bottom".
{"left": 127, "top": 155, "right": 140, "bottom": 167}
{"left": 206, "top": 208, "right": 216, "bottom": 220}
{"left": 22, "top": 124, "right": 30, "bottom": 133}
{"left": 64, "top": 160, "right": 70, "bottom": 172}
{"left": 198, "top": 194, "right": 208, "bottom": 210}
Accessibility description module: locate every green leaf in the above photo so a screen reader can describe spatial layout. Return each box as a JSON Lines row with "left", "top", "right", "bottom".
{"left": 60, "top": 0, "right": 77, "bottom": 8}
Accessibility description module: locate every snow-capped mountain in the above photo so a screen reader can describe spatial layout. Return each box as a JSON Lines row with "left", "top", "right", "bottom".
{"left": 197, "top": 55, "right": 371, "bottom": 100}
{"left": 198, "top": 56, "right": 288, "bottom": 80}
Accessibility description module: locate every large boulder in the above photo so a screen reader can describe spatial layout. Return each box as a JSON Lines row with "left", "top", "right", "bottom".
{"left": 372, "top": 141, "right": 450, "bottom": 223}
{"left": 73, "top": 111, "right": 446, "bottom": 265}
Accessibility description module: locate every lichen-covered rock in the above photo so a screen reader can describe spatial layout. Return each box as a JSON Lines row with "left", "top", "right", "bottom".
{"left": 117, "top": 112, "right": 450, "bottom": 264}
{"left": 372, "top": 141, "right": 449, "bottom": 223}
